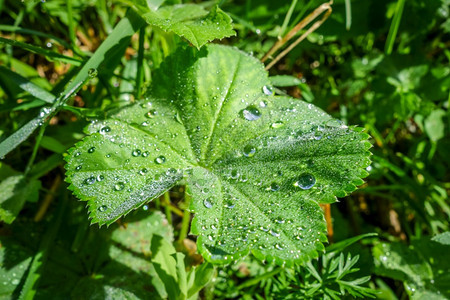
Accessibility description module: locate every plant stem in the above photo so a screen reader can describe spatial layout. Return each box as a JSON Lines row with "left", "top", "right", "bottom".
{"left": 262, "top": 1, "right": 333, "bottom": 70}
{"left": 178, "top": 191, "right": 191, "bottom": 243}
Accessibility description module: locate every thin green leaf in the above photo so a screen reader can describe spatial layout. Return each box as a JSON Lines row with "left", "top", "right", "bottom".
{"left": 384, "top": 0, "right": 406, "bottom": 54}
{"left": 0, "top": 37, "right": 83, "bottom": 66}
{"left": 0, "top": 65, "right": 55, "bottom": 103}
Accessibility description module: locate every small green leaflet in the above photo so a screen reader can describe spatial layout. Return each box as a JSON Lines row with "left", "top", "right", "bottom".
{"left": 65, "top": 44, "right": 371, "bottom": 265}
{"left": 142, "top": 5, "right": 235, "bottom": 49}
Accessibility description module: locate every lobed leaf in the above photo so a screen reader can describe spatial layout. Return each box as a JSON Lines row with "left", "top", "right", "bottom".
{"left": 143, "top": 5, "right": 235, "bottom": 49}
{"left": 65, "top": 44, "right": 371, "bottom": 265}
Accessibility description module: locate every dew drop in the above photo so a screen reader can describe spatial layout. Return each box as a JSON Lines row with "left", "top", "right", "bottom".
{"left": 132, "top": 149, "right": 141, "bottom": 157}
{"left": 243, "top": 145, "right": 256, "bottom": 157}
{"left": 74, "top": 151, "right": 81, "bottom": 157}
{"left": 294, "top": 174, "right": 316, "bottom": 190}
{"left": 139, "top": 168, "right": 148, "bottom": 175}
{"left": 100, "top": 126, "right": 111, "bottom": 133}
{"left": 98, "top": 205, "right": 108, "bottom": 212}
{"left": 88, "top": 147, "right": 96, "bottom": 153}
{"left": 145, "top": 110, "right": 157, "bottom": 118}
{"left": 262, "top": 85, "right": 273, "bottom": 96}
{"left": 97, "top": 175, "right": 104, "bottom": 181}
{"left": 84, "top": 177, "right": 96, "bottom": 185}
{"left": 267, "top": 182, "right": 280, "bottom": 191}
{"left": 203, "top": 198, "right": 213, "bottom": 208}
{"left": 230, "top": 169, "right": 239, "bottom": 179}
{"left": 75, "top": 165, "right": 82, "bottom": 171}
{"left": 88, "top": 68, "right": 98, "bottom": 78}
{"left": 142, "top": 151, "right": 150, "bottom": 157}
{"left": 224, "top": 200, "right": 235, "bottom": 209}
{"left": 241, "top": 105, "right": 262, "bottom": 121}
{"left": 271, "top": 121, "right": 284, "bottom": 128}
{"left": 275, "top": 243, "right": 284, "bottom": 250}
{"left": 155, "top": 156, "right": 166, "bottom": 164}
{"left": 114, "top": 182, "right": 125, "bottom": 191}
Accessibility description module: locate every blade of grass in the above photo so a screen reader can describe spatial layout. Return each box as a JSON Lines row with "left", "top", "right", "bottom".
{"left": 0, "top": 25, "right": 75, "bottom": 52}
{"left": 0, "top": 37, "right": 83, "bottom": 66}
{"left": 384, "top": 0, "right": 406, "bottom": 55}
{"left": 0, "top": 9, "right": 145, "bottom": 160}
{"left": 279, "top": 0, "right": 298, "bottom": 37}
{"left": 135, "top": 26, "right": 146, "bottom": 99}
{"left": 0, "top": 65, "right": 55, "bottom": 103}
{"left": 344, "top": 0, "right": 351, "bottom": 30}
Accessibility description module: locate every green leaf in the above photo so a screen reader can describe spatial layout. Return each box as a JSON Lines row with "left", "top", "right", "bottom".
{"left": 187, "top": 262, "right": 214, "bottom": 298}
{"left": 373, "top": 233, "right": 450, "bottom": 299}
{"left": 65, "top": 44, "right": 371, "bottom": 265}
{"left": 424, "top": 109, "right": 446, "bottom": 142}
{"left": 143, "top": 5, "right": 235, "bottom": 49}
{"left": 150, "top": 235, "right": 184, "bottom": 300}
{"left": 0, "top": 163, "right": 41, "bottom": 224}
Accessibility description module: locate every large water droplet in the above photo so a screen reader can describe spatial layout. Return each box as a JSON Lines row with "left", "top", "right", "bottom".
{"left": 241, "top": 105, "right": 262, "bottom": 121}
{"left": 88, "top": 147, "right": 96, "bottom": 153}
{"left": 84, "top": 177, "right": 96, "bottom": 185}
{"left": 114, "top": 182, "right": 125, "bottom": 191}
{"left": 145, "top": 110, "right": 157, "bottom": 118}
{"left": 132, "top": 149, "right": 141, "bottom": 157}
{"left": 262, "top": 85, "right": 273, "bottom": 96}
{"left": 294, "top": 174, "right": 316, "bottom": 190}
{"left": 98, "top": 205, "right": 107, "bottom": 212}
{"left": 155, "top": 156, "right": 166, "bottom": 164}
{"left": 88, "top": 68, "right": 98, "bottom": 78}
{"left": 100, "top": 126, "right": 111, "bottom": 133}
{"left": 243, "top": 145, "right": 256, "bottom": 157}
{"left": 203, "top": 198, "right": 213, "bottom": 208}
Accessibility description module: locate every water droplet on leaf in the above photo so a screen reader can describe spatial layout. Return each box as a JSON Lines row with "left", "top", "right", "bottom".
{"left": 98, "top": 205, "right": 107, "bottom": 212}
{"left": 100, "top": 126, "right": 111, "bottom": 133}
{"left": 88, "top": 68, "right": 98, "bottom": 78}
{"left": 262, "top": 85, "right": 273, "bottom": 96}
{"left": 294, "top": 174, "right": 316, "bottom": 190}
{"left": 271, "top": 121, "right": 284, "bottom": 128}
{"left": 243, "top": 145, "right": 256, "bottom": 157}
{"left": 114, "top": 182, "right": 125, "bottom": 191}
{"left": 132, "top": 149, "right": 141, "bottom": 157}
{"left": 84, "top": 177, "right": 96, "bottom": 185}
{"left": 241, "top": 105, "right": 262, "bottom": 121}
{"left": 203, "top": 198, "right": 213, "bottom": 208}
{"left": 155, "top": 156, "right": 166, "bottom": 164}
{"left": 145, "top": 110, "right": 157, "bottom": 118}
{"left": 88, "top": 147, "right": 96, "bottom": 153}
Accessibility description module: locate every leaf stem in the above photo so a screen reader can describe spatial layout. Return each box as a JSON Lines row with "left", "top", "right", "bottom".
{"left": 178, "top": 191, "right": 191, "bottom": 243}
{"left": 163, "top": 191, "right": 173, "bottom": 225}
